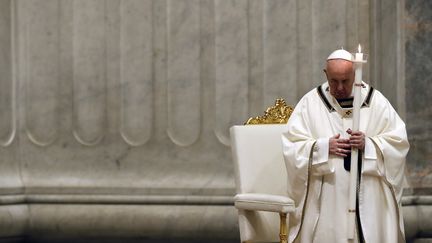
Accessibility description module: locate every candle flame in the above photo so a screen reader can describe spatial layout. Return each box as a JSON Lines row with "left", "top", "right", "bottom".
{"left": 358, "top": 44, "right": 362, "bottom": 53}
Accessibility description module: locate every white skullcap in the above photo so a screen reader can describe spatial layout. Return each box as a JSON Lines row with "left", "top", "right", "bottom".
{"left": 327, "top": 49, "right": 353, "bottom": 62}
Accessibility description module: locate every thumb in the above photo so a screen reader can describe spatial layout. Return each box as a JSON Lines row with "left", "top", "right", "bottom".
{"left": 332, "top": 133, "right": 340, "bottom": 139}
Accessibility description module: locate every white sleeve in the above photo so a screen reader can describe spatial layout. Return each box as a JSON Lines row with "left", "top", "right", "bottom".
{"left": 362, "top": 137, "right": 385, "bottom": 177}
{"left": 311, "top": 137, "right": 334, "bottom": 175}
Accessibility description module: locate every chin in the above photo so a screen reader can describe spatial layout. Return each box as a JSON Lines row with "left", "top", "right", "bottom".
{"left": 332, "top": 93, "right": 348, "bottom": 99}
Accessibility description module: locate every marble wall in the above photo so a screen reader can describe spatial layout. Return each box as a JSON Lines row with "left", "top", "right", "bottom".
{"left": 0, "top": 0, "right": 430, "bottom": 241}
{"left": 404, "top": 0, "right": 432, "bottom": 190}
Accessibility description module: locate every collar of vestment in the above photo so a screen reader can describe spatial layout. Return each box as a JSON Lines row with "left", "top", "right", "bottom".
{"left": 316, "top": 81, "right": 374, "bottom": 118}
{"left": 336, "top": 97, "right": 354, "bottom": 108}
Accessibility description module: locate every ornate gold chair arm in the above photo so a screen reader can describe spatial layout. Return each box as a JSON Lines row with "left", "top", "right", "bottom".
{"left": 245, "top": 98, "right": 293, "bottom": 125}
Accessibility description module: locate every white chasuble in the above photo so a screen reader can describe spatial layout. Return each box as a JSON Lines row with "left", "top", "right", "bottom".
{"left": 282, "top": 82, "right": 409, "bottom": 243}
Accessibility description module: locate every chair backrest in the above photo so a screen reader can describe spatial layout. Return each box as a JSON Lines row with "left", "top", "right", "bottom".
{"left": 230, "top": 124, "right": 289, "bottom": 242}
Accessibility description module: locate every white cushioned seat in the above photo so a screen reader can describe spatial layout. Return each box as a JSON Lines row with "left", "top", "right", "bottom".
{"left": 234, "top": 193, "right": 294, "bottom": 213}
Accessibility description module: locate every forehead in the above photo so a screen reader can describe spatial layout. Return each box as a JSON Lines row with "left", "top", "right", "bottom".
{"left": 326, "top": 59, "right": 353, "bottom": 73}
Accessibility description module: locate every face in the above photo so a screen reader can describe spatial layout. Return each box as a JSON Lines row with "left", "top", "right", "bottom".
{"left": 324, "top": 59, "right": 355, "bottom": 99}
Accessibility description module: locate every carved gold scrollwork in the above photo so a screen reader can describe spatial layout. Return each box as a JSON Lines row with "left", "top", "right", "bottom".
{"left": 245, "top": 98, "right": 293, "bottom": 125}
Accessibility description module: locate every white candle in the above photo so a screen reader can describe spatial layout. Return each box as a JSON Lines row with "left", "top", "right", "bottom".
{"left": 354, "top": 45, "right": 363, "bottom": 87}
{"left": 355, "top": 44, "right": 363, "bottom": 62}
{"left": 353, "top": 44, "right": 363, "bottom": 89}
{"left": 347, "top": 44, "right": 365, "bottom": 240}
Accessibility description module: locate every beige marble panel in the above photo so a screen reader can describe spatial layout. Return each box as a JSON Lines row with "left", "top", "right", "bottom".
{"left": 199, "top": 0, "right": 217, "bottom": 133}
{"left": 373, "top": 0, "right": 405, "bottom": 115}
{"left": 0, "top": 0, "right": 25, "bottom": 197}
{"left": 247, "top": 0, "right": 264, "bottom": 116}
{"left": 167, "top": 0, "right": 201, "bottom": 146}
{"left": 0, "top": 146, "right": 23, "bottom": 192}
{"left": 0, "top": 0, "right": 15, "bottom": 146}
{"left": 214, "top": 0, "right": 248, "bottom": 145}
{"left": 0, "top": 205, "right": 28, "bottom": 237}
{"left": 345, "top": 0, "right": 370, "bottom": 81}
{"left": 72, "top": 0, "right": 106, "bottom": 146}
{"left": 359, "top": 0, "right": 371, "bottom": 83}
{"left": 263, "top": 0, "right": 297, "bottom": 106}
{"left": 151, "top": 0, "right": 168, "bottom": 142}
{"left": 24, "top": 0, "right": 60, "bottom": 146}
{"left": 311, "top": 0, "right": 347, "bottom": 88}
{"left": 345, "top": 0, "right": 359, "bottom": 51}
{"left": 119, "top": 0, "right": 153, "bottom": 146}
{"left": 295, "top": 0, "right": 313, "bottom": 99}
{"left": 28, "top": 204, "right": 238, "bottom": 239}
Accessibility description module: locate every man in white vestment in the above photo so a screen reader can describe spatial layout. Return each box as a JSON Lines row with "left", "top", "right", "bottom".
{"left": 282, "top": 49, "right": 409, "bottom": 243}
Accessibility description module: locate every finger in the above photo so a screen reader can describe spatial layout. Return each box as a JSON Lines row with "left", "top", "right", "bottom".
{"left": 352, "top": 132, "right": 365, "bottom": 138}
{"left": 349, "top": 134, "right": 363, "bottom": 140}
{"left": 348, "top": 131, "right": 360, "bottom": 136}
{"left": 350, "top": 139, "right": 364, "bottom": 144}
{"left": 337, "top": 153, "right": 347, "bottom": 157}
{"left": 333, "top": 148, "right": 350, "bottom": 154}
{"left": 332, "top": 133, "right": 340, "bottom": 139}
{"left": 338, "top": 143, "right": 351, "bottom": 148}
{"left": 350, "top": 142, "right": 364, "bottom": 148}
{"left": 334, "top": 151, "right": 347, "bottom": 157}
{"left": 349, "top": 140, "right": 361, "bottom": 146}
{"left": 338, "top": 138, "right": 350, "bottom": 143}
{"left": 338, "top": 148, "right": 351, "bottom": 154}
{"left": 349, "top": 137, "right": 363, "bottom": 142}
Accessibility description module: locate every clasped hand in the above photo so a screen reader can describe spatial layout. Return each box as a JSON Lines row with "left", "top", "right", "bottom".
{"left": 329, "top": 129, "right": 365, "bottom": 157}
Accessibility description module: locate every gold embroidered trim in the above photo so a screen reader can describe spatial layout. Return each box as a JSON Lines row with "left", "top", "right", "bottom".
{"left": 245, "top": 98, "right": 293, "bottom": 125}
{"left": 369, "top": 138, "right": 404, "bottom": 242}
{"left": 292, "top": 141, "right": 317, "bottom": 242}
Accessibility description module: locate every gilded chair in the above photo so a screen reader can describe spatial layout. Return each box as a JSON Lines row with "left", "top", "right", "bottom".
{"left": 230, "top": 99, "right": 295, "bottom": 243}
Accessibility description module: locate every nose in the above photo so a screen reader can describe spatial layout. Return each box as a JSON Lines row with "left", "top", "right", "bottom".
{"left": 337, "top": 82, "right": 344, "bottom": 91}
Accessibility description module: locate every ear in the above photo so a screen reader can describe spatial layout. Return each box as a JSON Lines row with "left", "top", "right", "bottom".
{"left": 323, "top": 69, "right": 329, "bottom": 79}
